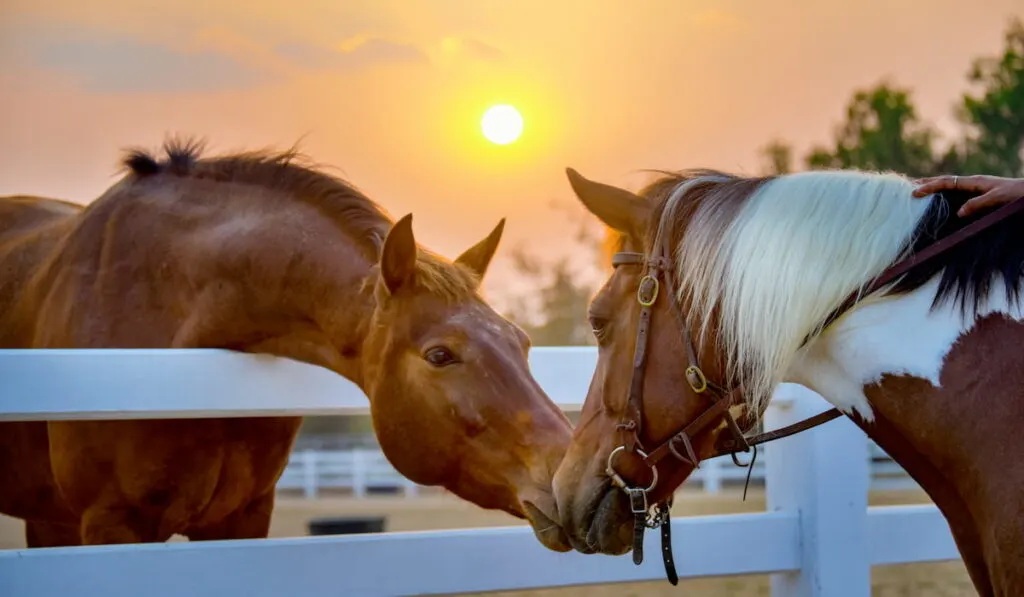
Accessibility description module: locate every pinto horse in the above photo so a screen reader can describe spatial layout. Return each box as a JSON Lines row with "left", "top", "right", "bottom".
{"left": 0, "top": 139, "right": 572, "bottom": 551}
{"left": 550, "top": 167, "right": 1024, "bottom": 595}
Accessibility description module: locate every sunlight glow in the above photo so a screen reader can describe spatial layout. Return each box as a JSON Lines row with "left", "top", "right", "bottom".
{"left": 481, "top": 104, "right": 524, "bottom": 145}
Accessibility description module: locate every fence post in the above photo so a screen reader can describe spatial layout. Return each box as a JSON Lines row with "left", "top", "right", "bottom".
{"left": 352, "top": 449, "right": 367, "bottom": 499}
{"left": 703, "top": 457, "right": 723, "bottom": 495}
{"left": 301, "top": 450, "right": 318, "bottom": 499}
{"left": 402, "top": 477, "right": 419, "bottom": 498}
{"left": 765, "top": 384, "right": 871, "bottom": 597}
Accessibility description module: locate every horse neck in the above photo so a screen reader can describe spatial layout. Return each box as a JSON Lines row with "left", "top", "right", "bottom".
{"left": 300, "top": 243, "right": 381, "bottom": 386}
{"left": 167, "top": 205, "right": 385, "bottom": 388}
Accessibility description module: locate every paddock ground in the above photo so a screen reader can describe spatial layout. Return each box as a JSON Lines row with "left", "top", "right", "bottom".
{"left": 0, "top": 487, "right": 977, "bottom": 596}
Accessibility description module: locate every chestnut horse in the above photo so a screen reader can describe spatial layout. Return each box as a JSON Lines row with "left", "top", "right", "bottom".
{"left": 550, "top": 167, "right": 1023, "bottom": 595}
{"left": 0, "top": 139, "right": 572, "bottom": 551}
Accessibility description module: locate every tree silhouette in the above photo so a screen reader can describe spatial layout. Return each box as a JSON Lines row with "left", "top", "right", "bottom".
{"left": 760, "top": 139, "right": 794, "bottom": 175}
{"left": 805, "top": 81, "right": 940, "bottom": 177}
{"left": 501, "top": 202, "right": 607, "bottom": 346}
{"left": 943, "top": 16, "right": 1024, "bottom": 176}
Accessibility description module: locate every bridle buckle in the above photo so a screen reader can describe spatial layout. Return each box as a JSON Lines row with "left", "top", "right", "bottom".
{"left": 685, "top": 365, "right": 708, "bottom": 394}
{"left": 636, "top": 274, "right": 660, "bottom": 307}
{"left": 626, "top": 487, "right": 648, "bottom": 515}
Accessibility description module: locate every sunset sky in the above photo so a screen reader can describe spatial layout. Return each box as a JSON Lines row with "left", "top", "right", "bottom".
{"left": 1, "top": 0, "right": 1021, "bottom": 304}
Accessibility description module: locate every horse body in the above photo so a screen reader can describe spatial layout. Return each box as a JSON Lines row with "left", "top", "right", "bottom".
{"left": 0, "top": 196, "right": 82, "bottom": 348}
{"left": 0, "top": 196, "right": 88, "bottom": 542}
{"left": 550, "top": 166, "right": 1024, "bottom": 595}
{"left": 792, "top": 274, "right": 1024, "bottom": 596}
{"left": 0, "top": 140, "right": 573, "bottom": 550}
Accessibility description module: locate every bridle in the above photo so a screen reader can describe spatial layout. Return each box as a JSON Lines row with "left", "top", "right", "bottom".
{"left": 603, "top": 228, "right": 841, "bottom": 584}
{"left": 600, "top": 187, "right": 1024, "bottom": 585}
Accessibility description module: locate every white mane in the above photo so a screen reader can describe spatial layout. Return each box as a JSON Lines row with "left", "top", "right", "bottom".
{"left": 672, "top": 169, "right": 936, "bottom": 418}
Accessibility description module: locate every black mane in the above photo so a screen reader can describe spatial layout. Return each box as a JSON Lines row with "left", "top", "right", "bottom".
{"left": 886, "top": 189, "right": 1024, "bottom": 315}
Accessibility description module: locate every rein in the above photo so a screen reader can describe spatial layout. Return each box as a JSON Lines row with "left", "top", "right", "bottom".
{"left": 605, "top": 192, "right": 1024, "bottom": 585}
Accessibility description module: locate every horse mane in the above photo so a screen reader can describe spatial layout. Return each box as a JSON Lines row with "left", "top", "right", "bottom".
{"left": 121, "top": 137, "right": 393, "bottom": 254}
{"left": 635, "top": 169, "right": 939, "bottom": 416}
{"left": 118, "top": 137, "right": 479, "bottom": 301}
{"left": 599, "top": 169, "right": 735, "bottom": 262}
{"left": 886, "top": 189, "right": 1024, "bottom": 314}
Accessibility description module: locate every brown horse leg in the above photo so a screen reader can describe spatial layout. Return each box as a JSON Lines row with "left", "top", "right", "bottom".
{"left": 184, "top": 492, "right": 276, "bottom": 542}
{"left": 79, "top": 503, "right": 165, "bottom": 545}
{"left": 24, "top": 520, "right": 81, "bottom": 548}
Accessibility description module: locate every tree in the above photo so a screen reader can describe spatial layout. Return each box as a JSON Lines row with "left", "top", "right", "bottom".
{"left": 943, "top": 16, "right": 1024, "bottom": 177}
{"left": 500, "top": 203, "right": 607, "bottom": 346}
{"left": 760, "top": 139, "right": 794, "bottom": 175}
{"left": 504, "top": 253, "right": 596, "bottom": 346}
{"left": 805, "top": 81, "right": 940, "bottom": 177}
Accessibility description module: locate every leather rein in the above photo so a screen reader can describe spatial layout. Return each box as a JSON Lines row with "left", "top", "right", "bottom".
{"left": 603, "top": 192, "right": 1024, "bottom": 585}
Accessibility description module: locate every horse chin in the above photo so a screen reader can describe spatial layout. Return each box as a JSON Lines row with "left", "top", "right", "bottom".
{"left": 584, "top": 488, "right": 635, "bottom": 556}
{"left": 522, "top": 502, "right": 573, "bottom": 553}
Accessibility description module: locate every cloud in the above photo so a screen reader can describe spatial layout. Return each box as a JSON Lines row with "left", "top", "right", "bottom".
{"left": 457, "top": 38, "right": 506, "bottom": 62}
{"left": 438, "top": 36, "right": 506, "bottom": 64}
{"left": 275, "top": 38, "right": 427, "bottom": 71}
{"left": 38, "top": 40, "right": 273, "bottom": 93}
{"left": 2, "top": 21, "right": 275, "bottom": 94}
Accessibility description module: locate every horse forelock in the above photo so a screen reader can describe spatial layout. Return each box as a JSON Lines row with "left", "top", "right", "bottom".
{"left": 653, "top": 169, "right": 933, "bottom": 420}
{"left": 414, "top": 250, "right": 482, "bottom": 303}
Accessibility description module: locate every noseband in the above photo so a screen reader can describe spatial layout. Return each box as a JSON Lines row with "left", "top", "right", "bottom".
{"left": 602, "top": 190, "right": 1024, "bottom": 585}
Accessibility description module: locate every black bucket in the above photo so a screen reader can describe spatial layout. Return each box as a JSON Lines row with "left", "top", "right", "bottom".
{"left": 307, "top": 516, "right": 386, "bottom": 536}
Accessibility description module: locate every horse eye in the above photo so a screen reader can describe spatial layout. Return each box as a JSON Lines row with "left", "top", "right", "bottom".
{"left": 589, "top": 315, "right": 609, "bottom": 338}
{"left": 424, "top": 347, "right": 458, "bottom": 367}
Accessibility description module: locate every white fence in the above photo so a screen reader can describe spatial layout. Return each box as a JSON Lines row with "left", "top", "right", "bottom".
{"left": 277, "top": 442, "right": 917, "bottom": 498}
{"left": 279, "top": 448, "right": 422, "bottom": 498}
{"left": 0, "top": 347, "right": 961, "bottom": 597}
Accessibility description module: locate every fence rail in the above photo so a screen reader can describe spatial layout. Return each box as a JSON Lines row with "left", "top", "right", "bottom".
{"left": 278, "top": 448, "right": 421, "bottom": 498}
{"left": 0, "top": 347, "right": 959, "bottom": 597}
{"left": 0, "top": 347, "right": 598, "bottom": 420}
{"left": 276, "top": 441, "right": 919, "bottom": 498}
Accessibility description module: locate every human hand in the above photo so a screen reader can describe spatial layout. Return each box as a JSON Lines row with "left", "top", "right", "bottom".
{"left": 912, "top": 174, "right": 1024, "bottom": 217}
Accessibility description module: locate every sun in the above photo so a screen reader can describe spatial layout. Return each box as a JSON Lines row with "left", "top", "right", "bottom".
{"left": 481, "top": 104, "right": 524, "bottom": 145}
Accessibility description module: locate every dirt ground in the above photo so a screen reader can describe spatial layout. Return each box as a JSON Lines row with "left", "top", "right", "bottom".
{"left": 0, "top": 487, "right": 978, "bottom": 596}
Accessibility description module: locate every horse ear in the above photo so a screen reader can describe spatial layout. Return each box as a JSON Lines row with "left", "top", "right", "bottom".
{"left": 380, "top": 214, "right": 417, "bottom": 294}
{"left": 455, "top": 218, "right": 505, "bottom": 281}
{"left": 565, "top": 167, "right": 649, "bottom": 239}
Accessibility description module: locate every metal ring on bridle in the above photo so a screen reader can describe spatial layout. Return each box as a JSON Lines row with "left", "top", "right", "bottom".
{"left": 636, "top": 275, "right": 659, "bottom": 307}
{"left": 605, "top": 445, "right": 659, "bottom": 493}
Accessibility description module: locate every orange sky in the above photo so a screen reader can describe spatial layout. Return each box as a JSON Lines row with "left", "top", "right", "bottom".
{"left": 1, "top": 0, "right": 1021, "bottom": 304}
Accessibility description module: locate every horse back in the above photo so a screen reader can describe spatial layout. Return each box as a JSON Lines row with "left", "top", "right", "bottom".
{"left": 0, "top": 195, "right": 82, "bottom": 348}
{"left": 0, "top": 195, "right": 82, "bottom": 229}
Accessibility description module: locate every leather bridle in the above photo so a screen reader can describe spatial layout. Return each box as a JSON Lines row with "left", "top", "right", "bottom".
{"left": 600, "top": 190, "right": 1024, "bottom": 585}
